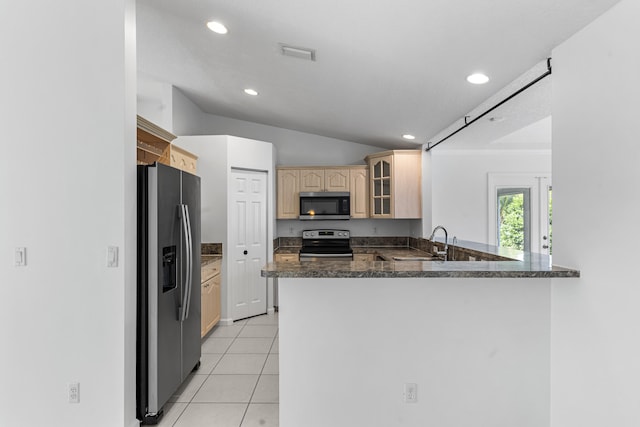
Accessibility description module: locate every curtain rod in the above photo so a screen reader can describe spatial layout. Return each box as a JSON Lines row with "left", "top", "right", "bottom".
{"left": 425, "top": 58, "right": 552, "bottom": 151}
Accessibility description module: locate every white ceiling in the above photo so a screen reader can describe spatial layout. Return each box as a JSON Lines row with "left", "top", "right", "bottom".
{"left": 137, "top": 0, "right": 620, "bottom": 150}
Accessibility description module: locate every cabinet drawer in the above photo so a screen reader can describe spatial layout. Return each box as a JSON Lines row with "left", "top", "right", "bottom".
{"left": 202, "top": 259, "right": 221, "bottom": 282}
{"left": 353, "top": 253, "right": 375, "bottom": 262}
{"left": 275, "top": 253, "right": 299, "bottom": 263}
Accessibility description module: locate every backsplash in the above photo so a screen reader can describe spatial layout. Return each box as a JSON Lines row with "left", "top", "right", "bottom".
{"left": 201, "top": 243, "right": 223, "bottom": 255}
{"left": 273, "top": 235, "right": 514, "bottom": 261}
{"left": 409, "top": 237, "right": 513, "bottom": 261}
{"left": 350, "top": 236, "right": 409, "bottom": 247}
{"left": 274, "top": 236, "right": 409, "bottom": 250}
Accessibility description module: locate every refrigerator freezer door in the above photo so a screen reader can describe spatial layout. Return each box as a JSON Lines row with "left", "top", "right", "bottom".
{"left": 180, "top": 170, "right": 201, "bottom": 378}
{"left": 148, "top": 164, "right": 183, "bottom": 414}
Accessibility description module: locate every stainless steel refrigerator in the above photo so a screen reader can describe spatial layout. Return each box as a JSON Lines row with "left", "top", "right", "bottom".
{"left": 136, "top": 162, "right": 201, "bottom": 425}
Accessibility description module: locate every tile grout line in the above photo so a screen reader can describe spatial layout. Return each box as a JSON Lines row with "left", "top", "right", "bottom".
{"left": 237, "top": 325, "right": 278, "bottom": 426}
{"left": 171, "top": 321, "right": 249, "bottom": 426}
{"left": 172, "top": 315, "right": 278, "bottom": 427}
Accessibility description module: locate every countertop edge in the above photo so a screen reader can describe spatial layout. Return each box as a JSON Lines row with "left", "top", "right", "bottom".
{"left": 261, "top": 261, "right": 580, "bottom": 279}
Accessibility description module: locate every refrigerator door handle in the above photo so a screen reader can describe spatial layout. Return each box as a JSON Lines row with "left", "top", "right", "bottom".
{"left": 183, "top": 204, "right": 194, "bottom": 320}
{"left": 179, "top": 204, "right": 191, "bottom": 322}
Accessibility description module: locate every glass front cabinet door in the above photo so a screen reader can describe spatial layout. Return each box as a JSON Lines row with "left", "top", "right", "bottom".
{"left": 370, "top": 155, "right": 393, "bottom": 217}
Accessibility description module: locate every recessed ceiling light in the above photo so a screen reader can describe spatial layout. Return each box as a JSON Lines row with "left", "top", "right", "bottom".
{"left": 402, "top": 134, "right": 416, "bottom": 140}
{"left": 244, "top": 88, "right": 258, "bottom": 96}
{"left": 206, "top": 21, "right": 228, "bottom": 34}
{"left": 467, "top": 73, "right": 489, "bottom": 84}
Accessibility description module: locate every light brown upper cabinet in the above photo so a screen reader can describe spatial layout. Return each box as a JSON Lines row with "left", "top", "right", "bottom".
{"left": 277, "top": 168, "right": 300, "bottom": 219}
{"left": 136, "top": 115, "right": 174, "bottom": 166}
{"left": 349, "top": 166, "right": 369, "bottom": 218}
{"left": 324, "top": 168, "right": 350, "bottom": 192}
{"left": 299, "top": 168, "right": 325, "bottom": 192}
{"left": 137, "top": 115, "right": 198, "bottom": 174}
{"left": 169, "top": 144, "right": 198, "bottom": 175}
{"left": 276, "top": 166, "right": 368, "bottom": 219}
{"left": 365, "top": 150, "right": 422, "bottom": 219}
{"left": 298, "top": 168, "right": 351, "bottom": 192}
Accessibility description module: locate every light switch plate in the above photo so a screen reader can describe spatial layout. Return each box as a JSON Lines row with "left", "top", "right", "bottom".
{"left": 15, "top": 247, "right": 26, "bottom": 266}
{"left": 107, "top": 246, "right": 119, "bottom": 268}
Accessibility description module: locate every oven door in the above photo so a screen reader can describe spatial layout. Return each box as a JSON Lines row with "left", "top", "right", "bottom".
{"left": 299, "top": 252, "right": 354, "bottom": 262}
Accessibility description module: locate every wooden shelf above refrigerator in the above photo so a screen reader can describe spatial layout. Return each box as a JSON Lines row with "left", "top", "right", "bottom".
{"left": 136, "top": 115, "right": 198, "bottom": 173}
{"left": 136, "top": 115, "right": 175, "bottom": 166}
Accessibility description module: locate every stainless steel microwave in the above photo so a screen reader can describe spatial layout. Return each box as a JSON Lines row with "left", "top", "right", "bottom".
{"left": 299, "top": 192, "right": 350, "bottom": 220}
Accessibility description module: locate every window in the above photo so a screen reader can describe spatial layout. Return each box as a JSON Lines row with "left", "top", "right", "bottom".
{"left": 488, "top": 173, "right": 551, "bottom": 254}
{"left": 497, "top": 188, "right": 530, "bottom": 251}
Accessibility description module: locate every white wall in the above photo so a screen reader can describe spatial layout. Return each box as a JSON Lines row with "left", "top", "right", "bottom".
{"left": 175, "top": 135, "right": 276, "bottom": 321}
{"left": 172, "top": 88, "right": 381, "bottom": 166}
{"left": 280, "top": 277, "right": 550, "bottom": 427}
{"left": 430, "top": 149, "right": 551, "bottom": 243}
{"left": 137, "top": 73, "right": 173, "bottom": 131}
{"left": 551, "top": 1, "right": 640, "bottom": 425}
{"left": 0, "top": 1, "right": 137, "bottom": 426}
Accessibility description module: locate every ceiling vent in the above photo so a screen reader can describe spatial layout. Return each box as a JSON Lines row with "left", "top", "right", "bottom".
{"left": 279, "top": 44, "right": 316, "bottom": 61}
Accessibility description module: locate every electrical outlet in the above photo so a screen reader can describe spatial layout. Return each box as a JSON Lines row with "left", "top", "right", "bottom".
{"left": 68, "top": 383, "right": 80, "bottom": 403}
{"left": 403, "top": 383, "right": 417, "bottom": 403}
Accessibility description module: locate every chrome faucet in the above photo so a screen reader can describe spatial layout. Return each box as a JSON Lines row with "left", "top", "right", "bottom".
{"left": 429, "top": 225, "right": 448, "bottom": 260}
{"left": 452, "top": 236, "right": 457, "bottom": 261}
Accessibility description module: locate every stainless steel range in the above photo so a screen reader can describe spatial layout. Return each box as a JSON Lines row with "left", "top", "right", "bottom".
{"left": 299, "top": 229, "right": 353, "bottom": 262}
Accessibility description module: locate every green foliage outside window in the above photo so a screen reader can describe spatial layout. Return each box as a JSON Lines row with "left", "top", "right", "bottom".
{"left": 498, "top": 194, "right": 524, "bottom": 250}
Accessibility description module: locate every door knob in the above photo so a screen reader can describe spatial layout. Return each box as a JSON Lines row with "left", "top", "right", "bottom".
{"left": 243, "top": 250, "right": 248, "bottom": 255}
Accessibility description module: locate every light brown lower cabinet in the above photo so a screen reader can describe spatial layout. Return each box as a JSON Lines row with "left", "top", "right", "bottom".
{"left": 353, "top": 253, "right": 376, "bottom": 262}
{"left": 274, "top": 253, "right": 299, "bottom": 262}
{"left": 201, "top": 259, "right": 221, "bottom": 338}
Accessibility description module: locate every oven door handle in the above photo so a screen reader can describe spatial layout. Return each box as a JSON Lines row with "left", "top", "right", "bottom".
{"left": 299, "top": 253, "right": 353, "bottom": 258}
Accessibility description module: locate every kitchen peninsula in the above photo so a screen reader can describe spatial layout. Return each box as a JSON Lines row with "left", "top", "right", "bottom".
{"left": 265, "top": 237, "right": 579, "bottom": 279}
{"left": 262, "top": 240, "right": 579, "bottom": 427}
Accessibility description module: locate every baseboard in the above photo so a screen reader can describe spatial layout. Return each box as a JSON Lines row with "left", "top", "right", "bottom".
{"left": 219, "top": 318, "right": 234, "bottom": 326}
{"left": 267, "top": 307, "right": 275, "bottom": 314}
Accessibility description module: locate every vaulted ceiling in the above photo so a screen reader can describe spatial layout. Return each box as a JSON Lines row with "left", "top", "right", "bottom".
{"left": 137, "top": 0, "right": 620, "bottom": 150}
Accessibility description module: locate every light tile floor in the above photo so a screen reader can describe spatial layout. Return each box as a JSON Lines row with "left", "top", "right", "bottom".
{"left": 156, "top": 312, "right": 279, "bottom": 427}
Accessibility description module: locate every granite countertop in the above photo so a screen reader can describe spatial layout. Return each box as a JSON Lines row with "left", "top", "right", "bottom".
{"left": 274, "top": 247, "right": 301, "bottom": 255}
{"left": 274, "top": 246, "right": 433, "bottom": 258}
{"left": 201, "top": 254, "right": 222, "bottom": 267}
{"left": 352, "top": 246, "right": 435, "bottom": 260}
{"left": 266, "top": 240, "right": 580, "bottom": 279}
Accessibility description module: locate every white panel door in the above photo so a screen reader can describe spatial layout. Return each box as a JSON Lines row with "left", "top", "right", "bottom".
{"left": 230, "top": 170, "right": 268, "bottom": 320}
